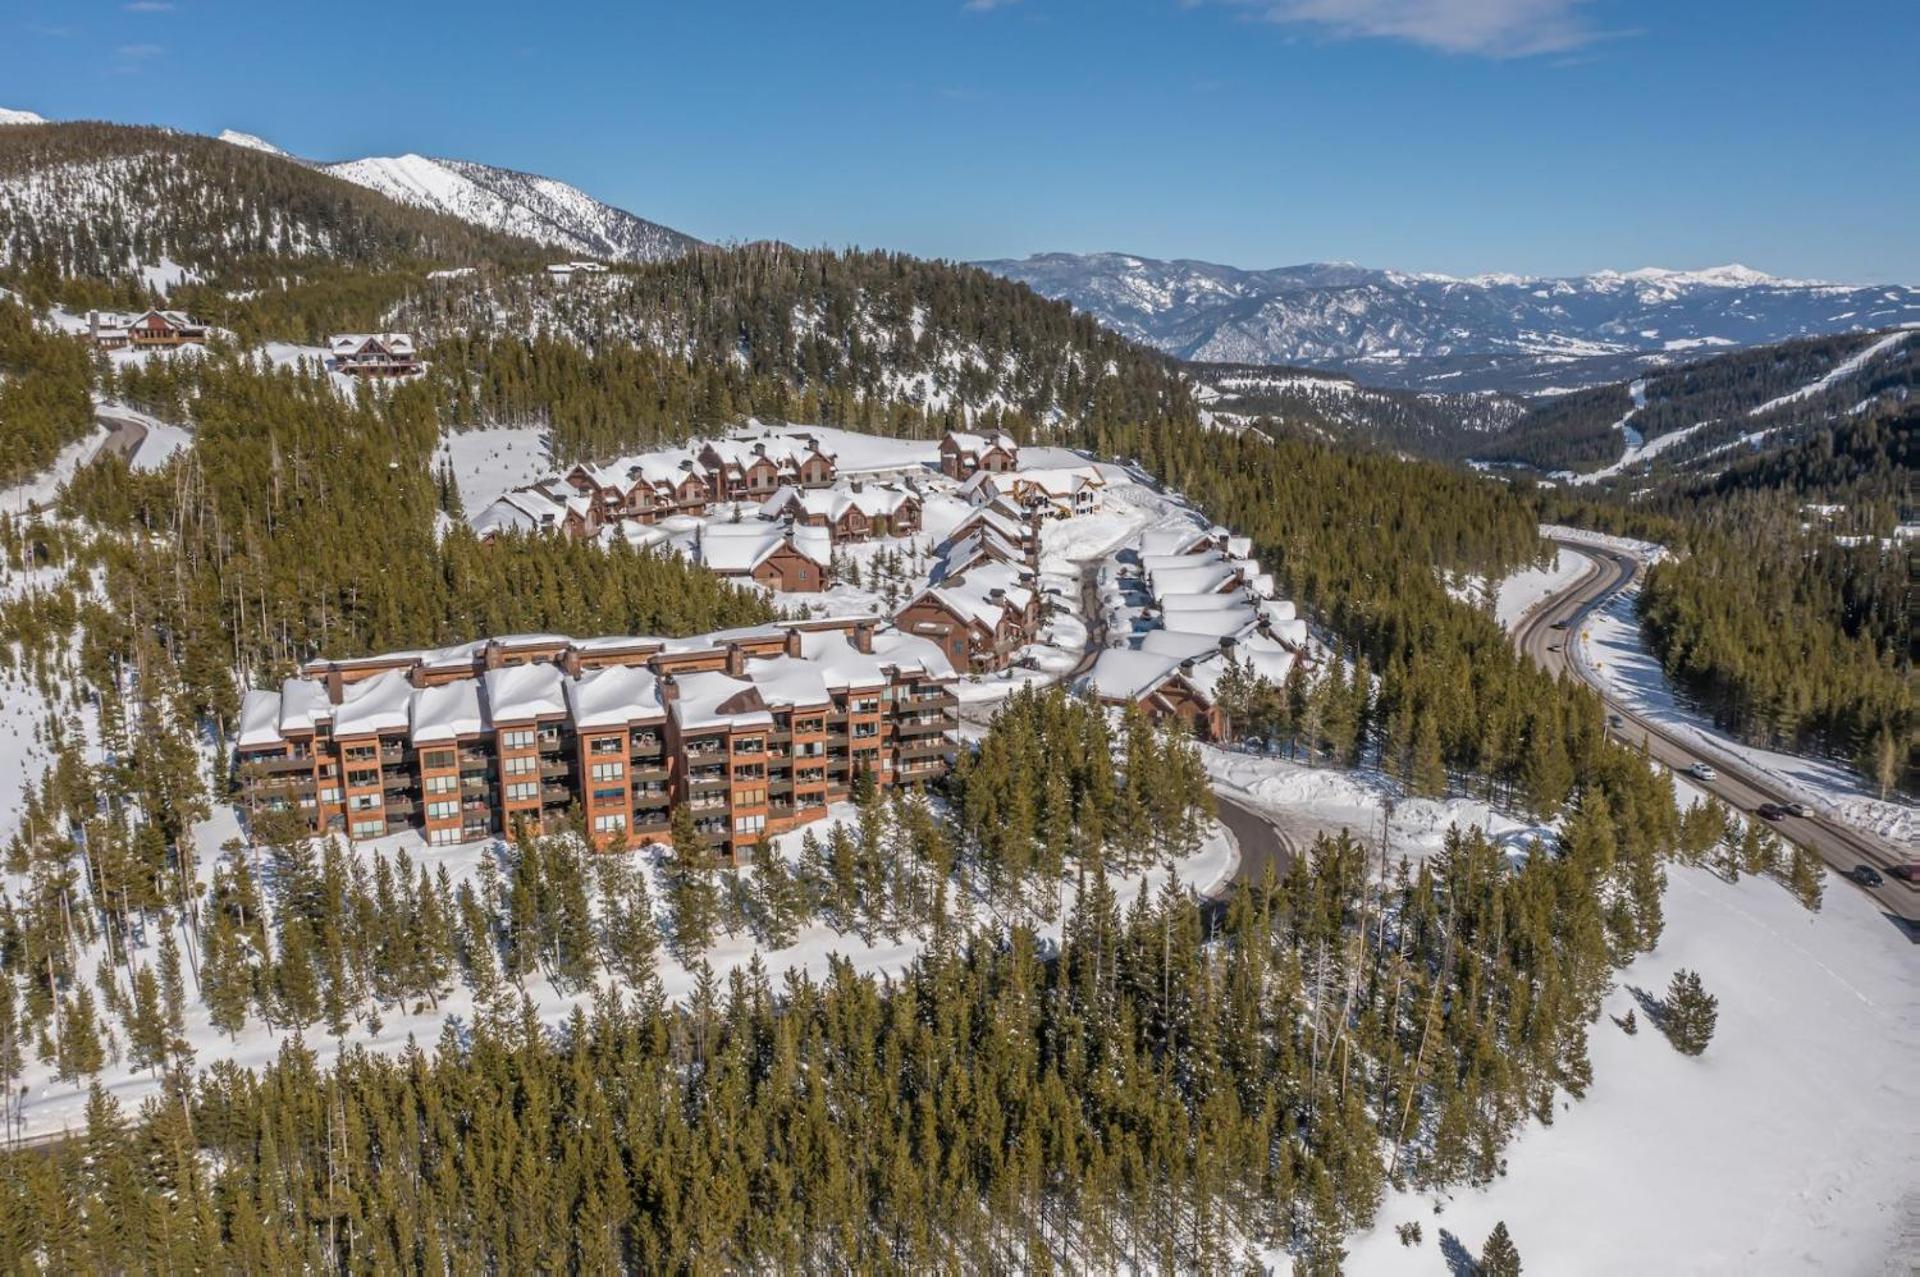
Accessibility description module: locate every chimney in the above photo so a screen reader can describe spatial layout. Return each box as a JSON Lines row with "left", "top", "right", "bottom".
{"left": 1220, "top": 635, "right": 1238, "bottom": 653}
{"left": 484, "top": 641, "right": 506, "bottom": 671}
{"left": 988, "top": 588, "right": 1006, "bottom": 603}
{"left": 854, "top": 621, "right": 875, "bottom": 654}
{"left": 726, "top": 645, "right": 747, "bottom": 677}
{"left": 851, "top": 479, "right": 864, "bottom": 494}
{"left": 660, "top": 674, "right": 680, "bottom": 704}
{"left": 785, "top": 627, "right": 804, "bottom": 658}
{"left": 325, "top": 666, "right": 345, "bottom": 703}
{"left": 562, "top": 648, "right": 583, "bottom": 678}
{"left": 1179, "top": 659, "right": 1196, "bottom": 676}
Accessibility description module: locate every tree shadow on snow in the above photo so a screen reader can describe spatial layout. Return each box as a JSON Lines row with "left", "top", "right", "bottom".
{"left": 1626, "top": 983, "right": 1669, "bottom": 1033}
{"left": 1437, "top": 1228, "right": 1477, "bottom": 1277}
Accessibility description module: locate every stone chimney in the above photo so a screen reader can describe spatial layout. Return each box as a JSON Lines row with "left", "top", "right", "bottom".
{"left": 324, "top": 666, "right": 345, "bottom": 703}
{"left": 853, "top": 621, "right": 876, "bottom": 654}
{"left": 726, "top": 645, "right": 748, "bottom": 677}
{"left": 484, "top": 641, "right": 506, "bottom": 671}
{"left": 785, "top": 627, "right": 804, "bottom": 658}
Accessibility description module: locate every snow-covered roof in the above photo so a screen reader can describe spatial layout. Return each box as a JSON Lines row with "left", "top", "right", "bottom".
{"left": 328, "top": 332, "right": 416, "bottom": 357}
{"left": 1159, "top": 593, "right": 1251, "bottom": 615}
{"left": 943, "top": 429, "right": 1016, "bottom": 455}
{"left": 948, "top": 505, "right": 1030, "bottom": 545}
{"left": 1136, "top": 525, "right": 1215, "bottom": 558}
{"left": 1079, "top": 648, "right": 1186, "bottom": 703}
{"left": 237, "top": 689, "right": 284, "bottom": 749}
{"left": 483, "top": 662, "right": 567, "bottom": 722}
{"left": 1157, "top": 607, "right": 1261, "bottom": 639}
{"left": 697, "top": 522, "right": 829, "bottom": 574}
{"left": 279, "top": 677, "right": 334, "bottom": 732}
{"left": 1140, "top": 549, "right": 1225, "bottom": 575}
{"left": 564, "top": 665, "right": 663, "bottom": 730}
{"left": 760, "top": 482, "right": 916, "bottom": 524}
{"left": 333, "top": 669, "right": 415, "bottom": 737}
{"left": 672, "top": 670, "right": 772, "bottom": 731}
{"left": 742, "top": 655, "right": 835, "bottom": 707}
{"left": 411, "top": 680, "right": 488, "bottom": 744}
{"left": 1148, "top": 560, "right": 1241, "bottom": 599}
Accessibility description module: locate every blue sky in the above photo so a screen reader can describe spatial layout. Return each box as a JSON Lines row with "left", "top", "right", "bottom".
{"left": 4, "top": 0, "right": 1917, "bottom": 281}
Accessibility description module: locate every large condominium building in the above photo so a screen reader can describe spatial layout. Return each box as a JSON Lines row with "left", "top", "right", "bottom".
{"left": 234, "top": 618, "right": 958, "bottom": 860}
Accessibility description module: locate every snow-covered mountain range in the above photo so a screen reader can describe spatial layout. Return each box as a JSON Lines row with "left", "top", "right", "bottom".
{"left": 0, "top": 108, "right": 49, "bottom": 126}
{"left": 978, "top": 252, "right": 1920, "bottom": 392}
{"left": 213, "top": 129, "right": 700, "bottom": 264}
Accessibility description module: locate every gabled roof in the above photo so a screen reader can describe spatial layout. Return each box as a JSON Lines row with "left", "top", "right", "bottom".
{"left": 483, "top": 662, "right": 567, "bottom": 723}
{"left": 328, "top": 332, "right": 417, "bottom": 358}
{"left": 333, "top": 668, "right": 414, "bottom": 736}
{"left": 237, "top": 689, "right": 284, "bottom": 749}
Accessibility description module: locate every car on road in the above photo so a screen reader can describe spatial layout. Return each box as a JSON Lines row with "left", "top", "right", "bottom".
{"left": 1849, "top": 865, "right": 1884, "bottom": 888}
{"left": 1607, "top": 713, "right": 1625, "bottom": 729}
{"left": 1687, "top": 762, "right": 1717, "bottom": 782}
{"left": 1784, "top": 801, "right": 1812, "bottom": 818}
{"left": 1755, "top": 802, "right": 1788, "bottom": 820}
{"left": 1550, "top": 620, "right": 1570, "bottom": 631}
{"left": 1887, "top": 864, "right": 1920, "bottom": 884}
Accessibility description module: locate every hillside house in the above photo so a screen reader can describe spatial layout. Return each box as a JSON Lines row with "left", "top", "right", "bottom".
{"left": 89, "top": 308, "right": 208, "bottom": 350}
{"left": 329, "top": 333, "right": 422, "bottom": 377}
{"left": 939, "top": 429, "right": 1019, "bottom": 480}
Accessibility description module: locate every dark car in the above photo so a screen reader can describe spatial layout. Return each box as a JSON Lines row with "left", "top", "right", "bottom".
{"left": 1755, "top": 802, "right": 1788, "bottom": 821}
{"left": 1550, "top": 620, "right": 1570, "bottom": 631}
{"left": 1849, "top": 865, "right": 1884, "bottom": 888}
{"left": 1887, "top": 864, "right": 1920, "bottom": 884}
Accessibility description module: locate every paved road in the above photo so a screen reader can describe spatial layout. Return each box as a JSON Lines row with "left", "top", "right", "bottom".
{"left": 91, "top": 408, "right": 150, "bottom": 466}
{"left": 1515, "top": 541, "right": 1917, "bottom": 933}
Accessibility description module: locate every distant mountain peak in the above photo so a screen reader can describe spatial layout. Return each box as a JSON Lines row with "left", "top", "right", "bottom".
{"left": 978, "top": 250, "right": 1919, "bottom": 393}
{"left": 320, "top": 152, "right": 700, "bottom": 264}
{"left": 0, "top": 107, "right": 48, "bottom": 126}
{"left": 216, "top": 129, "right": 292, "bottom": 158}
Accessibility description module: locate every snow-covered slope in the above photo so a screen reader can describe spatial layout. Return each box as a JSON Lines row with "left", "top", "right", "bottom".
{"left": 979, "top": 251, "right": 1920, "bottom": 392}
{"left": 322, "top": 152, "right": 699, "bottom": 263}
{"left": 0, "top": 108, "right": 48, "bottom": 126}
{"left": 216, "top": 128, "right": 292, "bottom": 158}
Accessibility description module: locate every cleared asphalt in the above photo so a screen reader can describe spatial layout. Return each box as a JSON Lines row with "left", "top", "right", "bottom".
{"left": 1517, "top": 541, "right": 1917, "bottom": 936}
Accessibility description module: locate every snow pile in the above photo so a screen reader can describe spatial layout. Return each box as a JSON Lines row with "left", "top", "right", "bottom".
{"left": 1338, "top": 861, "right": 1920, "bottom": 1274}
{"left": 1493, "top": 548, "right": 1589, "bottom": 630}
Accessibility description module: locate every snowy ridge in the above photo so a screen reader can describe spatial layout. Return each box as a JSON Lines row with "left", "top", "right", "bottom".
{"left": 322, "top": 152, "right": 699, "bottom": 263}
{"left": 1745, "top": 329, "right": 1914, "bottom": 417}
{"left": 980, "top": 252, "right": 1920, "bottom": 393}
{"left": 216, "top": 129, "right": 292, "bottom": 158}
{"left": 0, "top": 107, "right": 48, "bottom": 126}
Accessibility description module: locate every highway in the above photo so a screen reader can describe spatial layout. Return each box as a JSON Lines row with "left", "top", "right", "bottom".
{"left": 1515, "top": 540, "right": 1917, "bottom": 934}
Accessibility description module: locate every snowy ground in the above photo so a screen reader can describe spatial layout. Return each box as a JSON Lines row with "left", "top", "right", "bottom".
{"left": 1202, "top": 745, "right": 1552, "bottom": 873}
{"left": 433, "top": 424, "right": 554, "bottom": 513}
{"left": 1571, "top": 557, "right": 1916, "bottom": 849}
{"left": 1337, "top": 860, "right": 1920, "bottom": 1276}
{"left": 1493, "top": 547, "right": 1590, "bottom": 630}
{"left": 0, "top": 425, "right": 110, "bottom": 514}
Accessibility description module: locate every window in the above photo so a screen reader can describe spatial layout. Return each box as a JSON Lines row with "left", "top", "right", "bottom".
{"left": 347, "top": 767, "right": 380, "bottom": 789}
{"left": 317, "top": 786, "right": 342, "bottom": 804}
{"left": 505, "top": 781, "right": 538, "bottom": 802}
{"left": 426, "top": 799, "right": 458, "bottom": 820}
{"left": 425, "top": 774, "right": 457, "bottom": 795}
{"left": 594, "top": 813, "right": 627, "bottom": 834}
{"left": 421, "top": 749, "right": 455, "bottom": 771}
{"left": 590, "top": 736, "right": 623, "bottom": 755}
{"left": 734, "top": 813, "right": 765, "bottom": 835}
{"left": 591, "top": 761, "right": 624, "bottom": 782}
{"left": 502, "top": 728, "right": 534, "bottom": 751}
{"left": 734, "top": 737, "right": 765, "bottom": 755}
{"left": 592, "top": 787, "right": 625, "bottom": 805}
{"left": 351, "top": 819, "right": 384, "bottom": 838}
{"left": 504, "top": 755, "right": 537, "bottom": 776}
{"left": 734, "top": 787, "right": 766, "bottom": 807}
{"left": 796, "top": 717, "right": 823, "bottom": 734}
{"left": 344, "top": 744, "right": 378, "bottom": 762}
{"left": 429, "top": 827, "right": 462, "bottom": 847}
{"left": 853, "top": 725, "right": 878, "bottom": 740}
{"left": 348, "top": 793, "right": 381, "bottom": 812}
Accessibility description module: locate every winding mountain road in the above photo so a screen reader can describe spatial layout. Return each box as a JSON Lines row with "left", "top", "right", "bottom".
{"left": 1516, "top": 541, "right": 1918, "bottom": 935}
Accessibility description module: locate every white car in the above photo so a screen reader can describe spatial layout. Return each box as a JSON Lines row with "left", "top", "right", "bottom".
{"left": 1687, "top": 762, "right": 1718, "bottom": 782}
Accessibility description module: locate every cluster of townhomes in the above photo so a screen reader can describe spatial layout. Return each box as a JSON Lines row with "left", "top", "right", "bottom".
{"left": 1076, "top": 525, "right": 1309, "bottom": 741}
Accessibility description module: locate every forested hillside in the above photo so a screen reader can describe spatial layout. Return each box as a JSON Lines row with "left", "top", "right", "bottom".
{"left": 0, "top": 122, "right": 539, "bottom": 295}
{"left": 0, "top": 295, "right": 92, "bottom": 484}
{"left": 1477, "top": 330, "right": 1914, "bottom": 476}
{"left": 1188, "top": 362, "right": 1526, "bottom": 455}
{"left": 417, "top": 245, "right": 1196, "bottom": 462}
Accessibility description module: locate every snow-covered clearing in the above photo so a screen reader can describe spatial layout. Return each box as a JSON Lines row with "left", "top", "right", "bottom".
{"left": 1571, "top": 418, "right": 1711, "bottom": 486}
{"left": 1493, "top": 548, "right": 1590, "bottom": 630}
{"left": 433, "top": 424, "right": 555, "bottom": 513}
{"left": 1339, "top": 859, "right": 1920, "bottom": 1276}
{"left": 1571, "top": 559, "right": 1917, "bottom": 849}
{"left": 1202, "top": 746, "right": 1552, "bottom": 873}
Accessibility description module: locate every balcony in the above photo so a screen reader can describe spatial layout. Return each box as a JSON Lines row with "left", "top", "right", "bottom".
{"left": 540, "top": 784, "right": 572, "bottom": 805}
{"left": 897, "top": 737, "right": 952, "bottom": 760}
{"left": 688, "top": 795, "right": 727, "bottom": 813}
{"left": 902, "top": 688, "right": 959, "bottom": 710}
{"left": 633, "top": 786, "right": 671, "bottom": 807}
{"left": 248, "top": 753, "right": 314, "bottom": 775}
{"left": 894, "top": 715, "right": 952, "bottom": 737}
{"left": 383, "top": 796, "right": 417, "bottom": 817}
{"left": 539, "top": 758, "right": 571, "bottom": 780}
